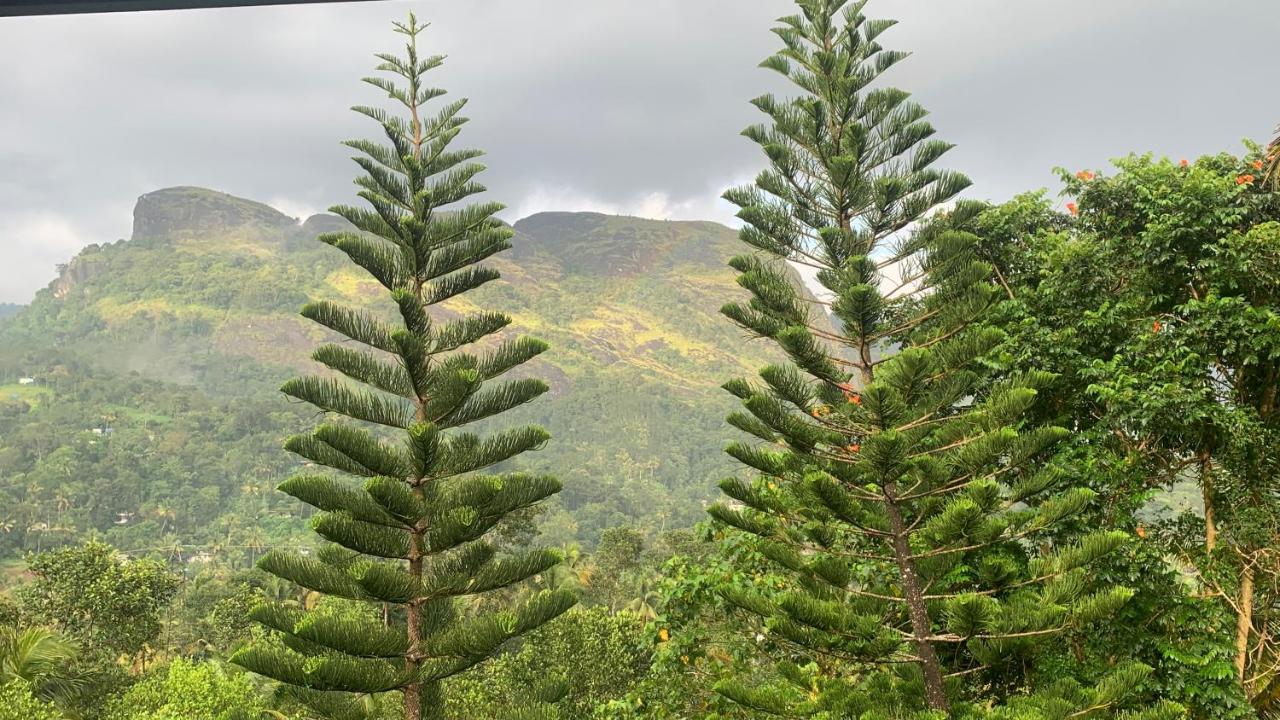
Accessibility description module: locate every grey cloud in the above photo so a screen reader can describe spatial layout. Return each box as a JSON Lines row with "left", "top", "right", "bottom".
{"left": 1, "top": 0, "right": 1278, "bottom": 302}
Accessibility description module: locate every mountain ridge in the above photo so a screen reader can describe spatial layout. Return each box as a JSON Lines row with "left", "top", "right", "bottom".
{"left": 0, "top": 185, "right": 834, "bottom": 546}
{"left": 132, "top": 186, "right": 299, "bottom": 240}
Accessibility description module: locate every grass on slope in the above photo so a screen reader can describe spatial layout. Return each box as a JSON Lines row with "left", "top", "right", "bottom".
{"left": 0, "top": 383, "right": 53, "bottom": 408}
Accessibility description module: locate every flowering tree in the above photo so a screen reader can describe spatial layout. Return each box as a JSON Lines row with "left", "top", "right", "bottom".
{"left": 950, "top": 149, "right": 1280, "bottom": 717}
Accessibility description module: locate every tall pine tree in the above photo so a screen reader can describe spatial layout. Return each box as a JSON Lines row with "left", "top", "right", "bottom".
{"left": 707, "top": 1, "right": 1179, "bottom": 716}
{"left": 232, "top": 15, "right": 575, "bottom": 720}
{"left": 1266, "top": 124, "right": 1279, "bottom": 189}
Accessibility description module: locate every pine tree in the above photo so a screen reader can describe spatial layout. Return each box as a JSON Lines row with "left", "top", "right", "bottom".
{"left": 707, "top": 1, "right": 1177, "bottom": 716}
{"left": 1266, "top": 124, "right": 1280, "bottom": 189}
{"left": 232, "top": 15, "right": 575, "bottom": 720}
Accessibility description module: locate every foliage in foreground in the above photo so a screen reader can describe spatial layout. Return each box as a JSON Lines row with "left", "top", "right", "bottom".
{"left": 102, "top": 658, "right": 269, "bottom": 720}
{"left": 0, "top": 680, "right": 62, "bottom": 720}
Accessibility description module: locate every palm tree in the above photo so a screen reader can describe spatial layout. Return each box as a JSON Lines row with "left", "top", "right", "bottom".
{"left": 545, "top": 544, "right": 593, "bottom": 592}
{"left": 242, "top": 527, "right": 267, "bottom": 566}
{"left": 27, "top": 522, "right": 48, "bottom": 552}
{"left": 0, "top": 627, "right": 82, "bottom": 706}
{"left": 622, "top": 578, "right": 662, "bottom": 622}
{"left": 151, "top": 505, "right": 176, "bottom": 534}
{"left": 51, "top": 491, "right": 70, "bottom": 527}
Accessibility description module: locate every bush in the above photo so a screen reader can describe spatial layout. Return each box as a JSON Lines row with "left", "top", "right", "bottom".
{"left": 102, "top": 658, "right": 269, "bottom": 720}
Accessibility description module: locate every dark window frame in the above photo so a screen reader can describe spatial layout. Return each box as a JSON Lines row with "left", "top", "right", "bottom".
{"left": 1, "top": 0, "right": 383, "bottom": 17}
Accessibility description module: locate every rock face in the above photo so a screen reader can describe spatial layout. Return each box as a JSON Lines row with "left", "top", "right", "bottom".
{"left": 131, "top": 186, "right": 296, "bottom": 240}
{"left": 300, "top": 213, "right": 350, "bottom": 237}
{"left": 51, "top": 246, "right": 107, "bottom": 299}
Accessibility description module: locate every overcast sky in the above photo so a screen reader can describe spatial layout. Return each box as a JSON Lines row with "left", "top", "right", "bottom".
{"left": 1, "top": 0, "right": 1277, "bottom": 304}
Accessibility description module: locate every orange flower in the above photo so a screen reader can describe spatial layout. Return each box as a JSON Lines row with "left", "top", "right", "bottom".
{"left": 1136, "top": 525, "right": 1147, "bottom": 539}
{"left": 1152, "top": 320, "right": 1162, "bottom": 333}
{"left": 846, "top": 443, "right": 860, "bottom": 453}
{"left": 1075, "top": 170, "right": 1095, "bottom": 181}
{"left": 1179, "top": 159, "right": 1189, "bottom": 167}
{"left": 1066, "top": 202, "right": 1078, "bottom": 216}
{"left": 1254, "top": 159, "right": 1265, "bottom": 170}
{"left": 1237, "top": 174, "right": 1256, "bottom": 185}
{"left": 845, "top": 392, "right": 862, "bottom": 405}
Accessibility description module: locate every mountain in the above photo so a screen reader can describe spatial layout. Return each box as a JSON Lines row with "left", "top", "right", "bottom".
{"left": 0, "top": 187, "right": 833, "bottom": 556}
{"left": 0, "top": 304, "right": 21, "bottom": 322}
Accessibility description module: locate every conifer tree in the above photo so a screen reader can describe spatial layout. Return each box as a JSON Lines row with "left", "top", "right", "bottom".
{"left": 707, "top": 1, "right": 1178, "bottom": 716}
{"left": 232, "top": 15, "right": 575, "bottom": 720}
{"left": 1266, "top": 124, "right": 1280, "bottom": 189}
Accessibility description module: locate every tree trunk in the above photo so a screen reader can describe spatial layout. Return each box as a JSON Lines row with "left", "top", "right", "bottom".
{"left": 1201, "top": 450, "right": 1217, "bottom": 553}
{"left": 405, "top": 532, "right": 424, "bottom": 720}
{"left": 1235, "top": 563, "right": 1255, "bottom": 685}
{"left": 405, "top": 445, "right": 436, "bottom": 719}
{"left": 858, "top": 339, "right": 874, "bottom": 387}
{"left": 405, "top": 258, "right": 433, "bottom": 719}
{"left": 885, "top": 494, "right": 948, "bottom": 713}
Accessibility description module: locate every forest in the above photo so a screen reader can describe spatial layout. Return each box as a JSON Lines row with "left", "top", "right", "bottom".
{"left": 1, "top": 0, "right": 1278, "bottom": 718}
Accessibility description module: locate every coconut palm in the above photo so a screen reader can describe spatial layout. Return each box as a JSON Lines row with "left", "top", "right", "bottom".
{"left": 0, "top": 626, "right": 83, "bottom": 706}
{"left": 151, "top": 505, "right": 176, "bottom": 534}
{"left": 27, "top": 522, "right": 48, "bottom": 552}
{"left": 242, "top": 527, "right": 267, "bottom": 566}
{"left": 621, "top": 578, "right": 662, "bottom": 622}
{"left": 545, "top": 544, "right": 593, "bottom": 592}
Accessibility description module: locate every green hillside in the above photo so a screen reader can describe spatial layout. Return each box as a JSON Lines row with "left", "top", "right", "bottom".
{"left": 0, "top": 186, "right": 831, "bottom": 558}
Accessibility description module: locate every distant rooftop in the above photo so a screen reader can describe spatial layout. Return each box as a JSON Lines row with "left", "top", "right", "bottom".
{"left": 1, "top": 0, "right": 384, "bottom": 17}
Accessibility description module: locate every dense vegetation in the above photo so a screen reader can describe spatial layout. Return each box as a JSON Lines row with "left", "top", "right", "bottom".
{"left": 2, "top": 0, "right": 1278, "bottom": 717}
